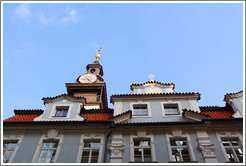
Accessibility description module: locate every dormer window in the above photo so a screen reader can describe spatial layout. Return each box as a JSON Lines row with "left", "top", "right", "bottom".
{"left": 133, "top": 104, "right": 148, "bottom": 116}
{"left": 164, "top": 104, "right": 180, "bottom": 115}
{"left": 55, "top": 106, "right": 69, "bottom": 117}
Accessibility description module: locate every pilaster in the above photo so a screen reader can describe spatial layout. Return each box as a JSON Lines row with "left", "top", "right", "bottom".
{"left": 196, "top": 129, "right": 217, "bottom": 163}
{"left": 109, "top": 134, "right": 124, "bottom": 163}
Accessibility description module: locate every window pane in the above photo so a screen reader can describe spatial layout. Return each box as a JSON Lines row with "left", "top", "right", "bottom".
{"left": 133, "top": 105, "right": 148, "bottom": 116}
{"left": 165, "top": 108, "right": 179, "bottom": 115}
{"left": 181, "top": 148, "right": 191, "bottom": 162}
{"left": 222, "top": 141, "right": 230, "bottom": 147}
{"left": 134, "top": 108, "right": 148, "bottom": 116}
{"left": 134, "top": 140, "right": 150, "bottom": 147}
{"left": 81, "top": 150, "right": 90, "bottom": 163}
{"left": 172, "top": 148, "right": 181, "bottom": 162}
{"left": 91, "top": 150, "right": 99, "bottom": 163}
{"left": 39, "top": 150, "right": 47, "bottom": 158}
{"left": 55, "top": 110, "right": 62, "bottom": 117}
{"left": 37, "top": 158, "right": 46, "bottom": 163}
{"left": 235, "top": 148, "right": 243, "bottom": 162}
{"left": 226, "top": 149, "right": 236, "bottom": 162}
{"left": 144, "top": 148, "right": 151, "bottom": 162}
{"left": 84, "top": 140, "right": 100, "bottom": 147}
{"left": 134, "top": 149, "right": 142, "bottom": 162}
{"left": 61, "top": 110, "right": 68, "bottom": 117}
{"left": 231, "top": 140, "right": 239, "bottom": 146}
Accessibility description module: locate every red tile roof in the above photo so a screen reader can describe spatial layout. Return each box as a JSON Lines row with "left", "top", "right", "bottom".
{"left": 200, "top": 105, "right": 234, "bottom": 118}
{"left": 4, "top": 114, "right": 40, "bottom": 122}
{"left": 201, "top": 111, "right": 233, "bottom": 119}
{"left": 81, "top": 113, "right": 113, "bottom": 121}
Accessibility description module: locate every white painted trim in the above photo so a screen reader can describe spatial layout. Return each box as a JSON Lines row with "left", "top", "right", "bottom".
{"left": 160, "top": 101, "right": 182, "bottom": 117}
{"left": 76, "top": 134, "right": 104, "bottom": 163}
{"left": 3, "top": 135, "right": 24, "bottom": 163}
{"left": 130, "top": 102, "right": 152, "bottom": 118}
{"left": 129, "top": 133, "right": 157, "bottom": 162}
{"left": 216, "top": 131, "right": 243, "bottom": 163}
{"left": 165, "top": 132, "right": 196, "bottom": 162}
{"left": 31, "top": 134, "right": 64, "bottom": 163}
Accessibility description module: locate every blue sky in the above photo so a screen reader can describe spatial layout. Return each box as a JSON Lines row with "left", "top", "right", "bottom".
{"left": 3, "top": 2, "right": 243, "bottom": 119}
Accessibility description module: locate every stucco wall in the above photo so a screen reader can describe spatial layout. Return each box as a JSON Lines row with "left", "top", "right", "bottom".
{"left": 12, "top": 134, "right": 41, "bottom": 163}
{"left": 119, "top": 99, "right": 193, "bottom": 122}
{"left": 57, "top": 134, "right": 81, "bottom": 163}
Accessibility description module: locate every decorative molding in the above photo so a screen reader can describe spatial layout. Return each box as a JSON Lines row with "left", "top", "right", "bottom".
{"left": 47, "top": 129, "right": 59, "bottom": 139}
{"left": 110, "top": 144, "right": 124, "bottom": 159}
{"left": 199, "top": 144, "right": 216, "bottom": 158}
{"left": 171, "top": 129, "right": 182, "bottom": 137}
{"left": 136, "top": 130, "right": 146, "bottom": 138}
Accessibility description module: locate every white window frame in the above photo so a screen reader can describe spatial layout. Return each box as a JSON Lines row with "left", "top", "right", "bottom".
{"left": 3, "top": 135, "right": 24, "bottom": 163}
{"left": 32, "top": 134, "right": 64, "bottom": 163}
{"left": 49, "top": 104, "right": 73, "bottom": 119}
{"left": 76, "top": 134, "right": 104, "bottom": 163}
{"left": 166, "top": 132, "right": 196, "bottom": 162}
{"left": 130, "top": 134, "right": 156, "bottom": 162}
{"left": 216, "top": 132, "right": 243, "bottom": 163}
{"left": 130, "top": 102, "right": 152, "bottom": 118}
{"left": 161, "top": 101, "right": 182, "bottom": 117}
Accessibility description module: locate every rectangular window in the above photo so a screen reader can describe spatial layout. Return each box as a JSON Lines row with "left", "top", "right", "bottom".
{"left": 55, "top": 106, "right": 69, "bottom": 117}
{"left": 37, "top": 140, "right": 59, "bottom": 163}
{"left": 164, "top": 104, "right": 180, "bottom": 115}
{"left": 221, "top": 138, "right": 243, "bottom": 163}
{"left": 133, "top": 139, "right": 151, "bottom": 162}
{"left": 81, "top": 139, "right": 100, "bottom": 163}
{"left": 133, "top": 104, "right": 148, "bottom": 116}
{"left": 170, "top": 138, "right": 191, "bottom": 162}
{"left": 3, "top": 140, "right": 18, "bottom": 163}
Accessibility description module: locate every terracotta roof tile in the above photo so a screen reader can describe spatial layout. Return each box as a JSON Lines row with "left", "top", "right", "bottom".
{"left": 4, "top": 114, "right": 40, "bottom": 122}
{"left": 201, "top": 111, "right": 233, "bottom": 119}
{"left": 81, "top": 113, "right": 113, "bottom": 121}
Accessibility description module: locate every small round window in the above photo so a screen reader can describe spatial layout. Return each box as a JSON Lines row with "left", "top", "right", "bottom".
{"left": 90, "top": 68, "right": 96, "bottom": 73}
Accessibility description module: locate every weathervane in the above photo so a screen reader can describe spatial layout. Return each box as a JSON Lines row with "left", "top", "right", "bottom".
{"left": 148, "top": 74, "right": 155, "bottom": 82}
{"left": 95, "top": 47, "right": 102, "bottom": 60}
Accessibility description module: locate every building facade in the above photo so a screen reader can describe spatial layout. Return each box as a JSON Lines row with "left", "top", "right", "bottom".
{"left": 3, "top": 55, "right": 243, "bottom": 163}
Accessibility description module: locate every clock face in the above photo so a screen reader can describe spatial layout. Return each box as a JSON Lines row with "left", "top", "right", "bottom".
{"left": 79, "top": 74, "right": 97, "bottom": 83}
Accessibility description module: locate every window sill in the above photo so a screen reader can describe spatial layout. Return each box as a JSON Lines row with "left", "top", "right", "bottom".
{"left": 163, "top": 115, "right": 182, "bottom": 117}
{"left": 132, "top": 116, "right": 152, "bottom": 118}
{"left": 169, "top": 161, "right": 198, "bottom": 163}
{"left": 52, "top": 116, "right": 67, "bottom": 118}
{"left": 129, "top": 161, "right": 158, "bottom": 163}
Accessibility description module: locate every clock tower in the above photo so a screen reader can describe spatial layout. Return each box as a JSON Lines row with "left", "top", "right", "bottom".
{"left": 66, "top": 49, "right": 108, "bottom": 109}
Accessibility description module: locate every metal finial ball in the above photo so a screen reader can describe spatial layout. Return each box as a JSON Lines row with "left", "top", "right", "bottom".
{"left": 96, "top": 53, "right": 101, "bottom": 60}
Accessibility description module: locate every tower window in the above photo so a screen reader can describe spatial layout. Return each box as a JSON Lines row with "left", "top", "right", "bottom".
{"left": 90, "top": 68, "right": 96, "bottom": 73}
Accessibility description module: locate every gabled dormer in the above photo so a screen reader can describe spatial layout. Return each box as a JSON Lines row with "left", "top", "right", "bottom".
{"left": 34, "top": 94, "right": 85, "bottom": 121}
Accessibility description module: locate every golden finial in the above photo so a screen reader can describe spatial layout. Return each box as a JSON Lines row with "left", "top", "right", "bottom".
{"left": 95, "top": 47, "right": 102, "bottom": 60}
{"left": 148, "top": 74, "right": 155, "bottom": 82}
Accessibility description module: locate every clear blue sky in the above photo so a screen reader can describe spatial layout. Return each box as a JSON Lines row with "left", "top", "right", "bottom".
{"left": 3, "top": 2, "right": 243, "bottom": 120}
